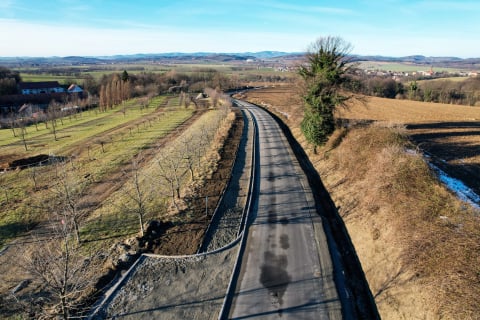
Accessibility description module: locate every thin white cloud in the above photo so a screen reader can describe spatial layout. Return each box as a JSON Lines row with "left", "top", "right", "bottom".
{"left": 0, "top": 0, "right": 14, "bottom": 9}
{"left": 258, "top": 1, "right": 355, "bottom": 15}
{"left": 416, "top": 0, "right": 480, "bottom": 11}
{"left": 0, "top": 19, "right": 309, "bottom": 56}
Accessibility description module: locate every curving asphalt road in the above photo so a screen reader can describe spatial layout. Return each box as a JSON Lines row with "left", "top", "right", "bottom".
{"left": 229, "top": 101, "right": 343, "bottom": 319}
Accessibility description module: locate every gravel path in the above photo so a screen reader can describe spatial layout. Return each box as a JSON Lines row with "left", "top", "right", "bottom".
{"left": 96, "top": 246, "right": 238, "bottom": 319}
{"left": 199, "top": 110, "right": 254, "bottom": 252}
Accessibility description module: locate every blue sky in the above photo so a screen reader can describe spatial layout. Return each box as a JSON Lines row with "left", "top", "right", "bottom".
{"left": 0, "top": 0, "right": 479, "bottom": 57}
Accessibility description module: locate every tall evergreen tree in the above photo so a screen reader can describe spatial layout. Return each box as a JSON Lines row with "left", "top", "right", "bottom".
{"left": 298, "top": 36, "right": 352, "bottom": 151}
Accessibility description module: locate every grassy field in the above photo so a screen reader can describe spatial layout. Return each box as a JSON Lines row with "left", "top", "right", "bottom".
{"left": 79, "top": 107, "right": 232, "bottom": 249}
{"left": 18, "top": 62, "right": 295, "bottom": 86}
{"left": 0, "top": 95, "right": 191, "bottom": 246}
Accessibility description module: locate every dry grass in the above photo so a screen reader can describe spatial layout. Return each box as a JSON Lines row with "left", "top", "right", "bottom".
{"left": 240, "top": 87, "right": 480, "bottom": 319}
{"left": 324, "top": 125, "right": 480, "bottom": 318}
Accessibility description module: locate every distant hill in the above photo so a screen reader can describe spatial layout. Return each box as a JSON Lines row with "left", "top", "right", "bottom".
{"left": 351, "top": 55, "right": 480, "bottom": 69}
{"left": 0, "top": 51, "right": 301, "bottom": 67}
{"left": 0, "top": 52, "right": 478, "bottom": 69}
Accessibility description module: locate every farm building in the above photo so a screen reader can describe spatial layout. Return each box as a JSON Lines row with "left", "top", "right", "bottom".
{"left": 18, "top": 81, "right": 65, "bottom": 95}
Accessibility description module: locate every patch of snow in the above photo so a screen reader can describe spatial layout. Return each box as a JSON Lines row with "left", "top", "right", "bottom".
{"left": 279, "top": 111, "right": 290, "bottom": 119}
{"left": 429, "top": 163, "right": 480, "bottom": 210}
{"left": 405, "top": 148, "right": 418, "bottom": 156}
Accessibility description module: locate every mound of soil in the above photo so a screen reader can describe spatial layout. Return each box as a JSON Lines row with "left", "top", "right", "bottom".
{"left": 9, "top": 154, "right": 49, "bottom": 169}
{"left": 7, "top": 154, "right": 70, "bottom": 170}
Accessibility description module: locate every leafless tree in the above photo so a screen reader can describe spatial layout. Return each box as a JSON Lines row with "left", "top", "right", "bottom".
{"left": 179, "top": 91, "right": 185, "bottom": 107}
{"left": 179, "top": 134, "right": 196, "bottom": 181}
{"left": 51, "top": 162, "right": 83, "bottom": 244}
{"left": 122, "top": 156, "right": 151, "bottom": 236}
{"left": 156, "top": 151, "right": 186, "bottom": 209}
{"left": 17, "top": 118, "right": 28, "bottom": 151}
{"left": 184, "top": 94, "right": 192, "bottom": 108}
{"left": 9, "top": 109, "right": 17, "bottom": 137}
{"left": 47, "top": 101, "right": 62, "bottom": 141}
{"left": 99, "top": 84, "right": 107, "bottom": 111}
{"left": 204, "top": 87, "right": 220, "bottom": 108}
{"left": 21, "top": 218, "right": 98, "bottom": 319}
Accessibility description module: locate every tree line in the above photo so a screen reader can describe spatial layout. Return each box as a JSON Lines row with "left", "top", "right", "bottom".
{"left": 345, "top": 70, "right": 480, "bottom": 106}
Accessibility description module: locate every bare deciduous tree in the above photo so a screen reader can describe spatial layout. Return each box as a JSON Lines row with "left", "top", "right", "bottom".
{"left": 51, "top": 162, "right": 84, "bottom": 244}
{"left": 21, "top": 218, "right": 98, "bottom": 319}
{"left": 47, "top": 100, "right": 63, "bottom": 141}
{"left": 179, "top": 134, "right": 196, "bottom": 181}
{"left": 18, "top": 118, "right": 28, "bottom": 151}
{"left": 156, "top": 151, "right": 186, "bottom": 209}
{"left": 122, "top": 156, "right": 151, "bottom": 236}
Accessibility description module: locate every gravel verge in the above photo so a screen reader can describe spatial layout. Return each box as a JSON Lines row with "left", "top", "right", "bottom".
{"left": 199, "top": 109, "right": 254, "bottom": 252}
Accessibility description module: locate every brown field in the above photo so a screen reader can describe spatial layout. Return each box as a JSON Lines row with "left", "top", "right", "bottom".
{"left": 243, "top": 87, "right": 480, "bottom": 198}
{"left": 239, "top": 86, "right": 480, "bottom": 319}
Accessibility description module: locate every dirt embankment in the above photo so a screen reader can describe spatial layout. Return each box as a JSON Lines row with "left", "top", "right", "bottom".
{"left": 241, "top": 87, "right": 480, "bottom": 319}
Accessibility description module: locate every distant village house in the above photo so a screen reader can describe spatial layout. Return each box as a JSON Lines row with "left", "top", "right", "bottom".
{"left": 67, "top": 84, "right": 83, "bottom": 93}
{"left": 18, "top": 81, "right": 65, "bottom": 95}
{"left": 0, "top": 81, "right": 85, "bottom": 117}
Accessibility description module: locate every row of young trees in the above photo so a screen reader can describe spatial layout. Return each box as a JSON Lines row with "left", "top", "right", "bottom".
{"left": 11, "top": 97, "right": 232, "bottom": 318}
{"left": 10, "top": 161, "right": 99, "bottom": 319}
{"left": 86, "top": 68, "right": 243, "bottom": 102}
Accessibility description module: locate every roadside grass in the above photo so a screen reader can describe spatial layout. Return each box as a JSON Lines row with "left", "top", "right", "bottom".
{"left": 323, "top": 124, "right": 480, "bottom": 318}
